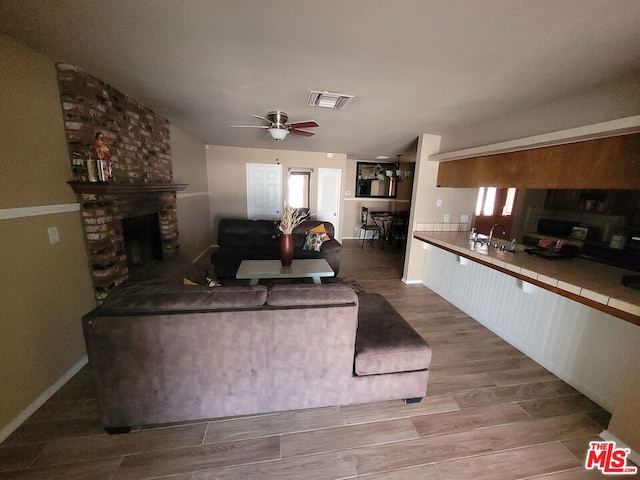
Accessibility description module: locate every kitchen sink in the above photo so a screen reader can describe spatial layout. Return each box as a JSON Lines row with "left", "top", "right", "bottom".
{"left": 473, "top": 235, "right": 517, "bottom": 252}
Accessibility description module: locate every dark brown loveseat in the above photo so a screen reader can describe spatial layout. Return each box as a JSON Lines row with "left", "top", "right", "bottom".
{"left": 212, "top": 218, "right": 342, "bottom": 278}
{"left": 82, "top": 283, "right": 431, "bottom": 432}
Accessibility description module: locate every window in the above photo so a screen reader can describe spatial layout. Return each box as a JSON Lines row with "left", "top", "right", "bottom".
{"left": 476, "top": 187, "right": 517, "bottom": 216}
{"left": 502, "top": 188, "right": 517, "bottom": 216}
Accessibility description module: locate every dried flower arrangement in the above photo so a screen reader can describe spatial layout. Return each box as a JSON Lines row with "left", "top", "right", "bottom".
{"left": 278, "top": 206, "right": 309, "bottom": 234}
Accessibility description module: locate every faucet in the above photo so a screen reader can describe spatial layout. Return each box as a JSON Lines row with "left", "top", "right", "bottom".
{"left": 488, "top": 223, "right": 507, "bottom": 245}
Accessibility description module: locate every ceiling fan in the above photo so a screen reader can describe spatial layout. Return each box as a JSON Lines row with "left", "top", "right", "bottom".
{"left": 231, "top": 111, "right": 319, "bottom": 140}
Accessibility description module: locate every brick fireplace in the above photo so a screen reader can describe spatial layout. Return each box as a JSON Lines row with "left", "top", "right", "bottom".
{"left": 57, "top": 63, "right": 185, "bottom": 301}
{"left": 72, "top": 187, "right": 180, "bottom": 300}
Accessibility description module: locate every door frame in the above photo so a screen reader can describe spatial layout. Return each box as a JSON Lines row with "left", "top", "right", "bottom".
{"left": 317, "top": 167, "right": 342, "bottom": 240}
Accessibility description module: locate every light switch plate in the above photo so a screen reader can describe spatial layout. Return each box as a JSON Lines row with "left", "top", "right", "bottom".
{"left": 436, "top": 199, "right": 443, "bottom": 207}
{"left": 444, "top": 214, "right": 450, "bottom": 223}
{"left": 48, "top": 227, "right": 60, "bottom": 244}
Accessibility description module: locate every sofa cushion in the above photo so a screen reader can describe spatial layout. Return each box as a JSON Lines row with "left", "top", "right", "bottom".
{"left": 98, "top": 284, "right": 268, "bottom": 313}
{"left": 218, "top": 219, "right": 279, "bottom": 248}
{"left": 355, "top": 293, "right": 431, "bottom": 376}
{"left": 294, "top": 249, "right": 324, "bottom": 260}
{"left": 251, "top": 246, "right": 282, "bottom": 260}
{"left": 267, "top": 284, "right": 358, "bottom": 307}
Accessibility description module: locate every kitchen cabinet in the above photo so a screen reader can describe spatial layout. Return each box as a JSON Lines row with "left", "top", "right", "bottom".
{"left": 436, "top": 132, "right": 640, "bottom": 189}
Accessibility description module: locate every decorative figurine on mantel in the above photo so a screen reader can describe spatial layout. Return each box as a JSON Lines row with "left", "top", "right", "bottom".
{"left": 93, "top": 132, "right": 111, "bottom": 181}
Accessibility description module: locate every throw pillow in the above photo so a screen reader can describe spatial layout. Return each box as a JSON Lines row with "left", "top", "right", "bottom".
{"left": 309, "top": 223, "right": 330, "bottom": 240}
{"left": 303, "top": 231, "right": 328, "bottom": 251}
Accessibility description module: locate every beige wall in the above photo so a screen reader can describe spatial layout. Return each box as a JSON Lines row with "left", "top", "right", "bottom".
{"left": 440, "top": 71, "right": 640, "bottom": 153}
{"left": 171, "top": 125, "right": 212, "bottom": 260}
{"left": 403, "top": 134, "right": 478, "bottom": 282}
{"left": 206, "top": 145, "right": 347, "bottom": 242}
{"left": 0, "top": 34, "right": 213, "bottom": 440}
{"left": 0, "top": 33, "right": 95, "bottom": 439}
{"left": 0, "top": 36, "right": 77, "bottom": 209}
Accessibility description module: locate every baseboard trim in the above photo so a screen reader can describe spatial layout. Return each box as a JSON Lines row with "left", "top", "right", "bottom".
{"left": 343, "top": 233, "right": 378, "bottom": 240}
{"left": 0, "top": 355, "right": 88, "bottom": 444}
{"left": 402, "top": 278, "right": 423, "bottom": 285}
{"left": 192, "top": 244, "right": 216, "bottom": 264}
{"left": 600, "top": 429, "right": 640, "bottom": 466}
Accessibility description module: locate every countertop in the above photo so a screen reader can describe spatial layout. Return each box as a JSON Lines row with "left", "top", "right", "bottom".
{"left": 414, "top": 231, "right": 640, "bottom": 325}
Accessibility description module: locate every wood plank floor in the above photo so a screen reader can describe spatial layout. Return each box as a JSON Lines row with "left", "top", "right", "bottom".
{"left": 1, "top": 240, "right": 635, "bottom": 479}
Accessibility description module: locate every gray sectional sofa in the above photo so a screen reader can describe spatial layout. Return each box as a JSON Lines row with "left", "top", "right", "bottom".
{"left": 82, "top": 282, "right": 431, "bottom": 432}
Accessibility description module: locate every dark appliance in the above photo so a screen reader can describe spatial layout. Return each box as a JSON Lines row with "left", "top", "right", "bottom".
{"left": 579, "top": 210, "right": 640, "bottom": 273}
{"left": 621, "top": 275, "right": 640, "bottom": 291}
{"left": 536, "top": 219, "right": 579, "bottom": 237}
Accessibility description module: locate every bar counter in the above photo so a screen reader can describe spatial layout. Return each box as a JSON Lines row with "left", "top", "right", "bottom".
{"left": 414, "top": 231, "right": 640, "bottom": 325}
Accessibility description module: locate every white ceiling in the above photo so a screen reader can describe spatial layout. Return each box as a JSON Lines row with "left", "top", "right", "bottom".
{"left": 1, "top": 0, "right": 640, "bottom": 160}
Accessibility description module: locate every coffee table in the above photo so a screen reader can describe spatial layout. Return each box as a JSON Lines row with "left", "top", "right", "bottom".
{"left": 236, "top": 259, "right": 334, "bottom": 285}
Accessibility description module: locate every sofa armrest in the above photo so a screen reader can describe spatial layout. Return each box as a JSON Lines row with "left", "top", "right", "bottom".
{"left": 321, "top": 238, "right": 342, "bottom": 254}
{"left": 321, "top": 238, "right": 342, "bottom": 275}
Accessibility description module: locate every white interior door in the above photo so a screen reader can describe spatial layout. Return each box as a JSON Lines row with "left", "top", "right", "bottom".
{"left": 247, "top": 163, "right": 282, "bottom": 219}
{"left": 317, "top": 168, "right": 342, "bottom": 240}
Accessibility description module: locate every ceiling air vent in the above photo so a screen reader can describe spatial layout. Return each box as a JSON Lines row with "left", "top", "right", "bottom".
{"left": 306, "top": 90, "right": 354, "bottom": 109}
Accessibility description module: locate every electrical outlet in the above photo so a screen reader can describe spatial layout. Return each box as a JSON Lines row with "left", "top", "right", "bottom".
{"left": 443, "top": 214, "right": 450, "bottom": 223}
{"left": 460, "top": 214, "right": 469, "bottom": 223}
{"left": 48, "top": 227, "right": 60, "bottom": 244}
{"left": 354, "top": 226, "right": 359, "bottom": 233}
{"left": 345, "top": 190, "right": 352, "bottom": 196}
{"left": 436, "top": 199, "right": 443, "bottom": 207}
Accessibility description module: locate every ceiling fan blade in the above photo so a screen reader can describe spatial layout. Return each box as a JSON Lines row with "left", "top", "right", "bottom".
{"left": 290, "top": 128, "right": 315, "bottom": 137}
{"left": 252, "top": 114, "right": 272, "bottom": 124}
{"left": 230, "top": 125, "right": 269, "bottom": 128}
{"left": 286, "top": 121, "right": 319, "bottom": 129}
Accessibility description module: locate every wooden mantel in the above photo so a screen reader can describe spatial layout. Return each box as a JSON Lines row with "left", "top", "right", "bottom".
{"left": 68, "top": 181, "right": 188, "bottom": 195}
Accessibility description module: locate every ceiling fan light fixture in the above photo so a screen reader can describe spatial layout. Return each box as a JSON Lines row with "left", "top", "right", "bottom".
{"left": 306, "top": 90, "right": 354, "bottom": 110}
{"left": 268, "top": 128, "right": 289, "bottom": 141}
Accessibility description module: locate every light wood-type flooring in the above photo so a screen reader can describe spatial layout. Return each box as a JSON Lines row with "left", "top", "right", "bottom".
{"left": 1, "top": 240, "right": 635, "bottom": 479}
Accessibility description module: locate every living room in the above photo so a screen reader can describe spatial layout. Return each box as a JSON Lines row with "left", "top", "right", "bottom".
{"left": 2, "top": 2, "right": 640, "bottom": 477}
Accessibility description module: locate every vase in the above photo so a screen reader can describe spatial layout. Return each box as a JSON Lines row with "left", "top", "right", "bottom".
{"left": 280, "top": 233, "right": 294, "bottom": 266}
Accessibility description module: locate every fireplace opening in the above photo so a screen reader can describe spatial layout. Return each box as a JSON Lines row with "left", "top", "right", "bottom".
{"left": 122, "top": 213, "right": 163, "bottom": 275}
